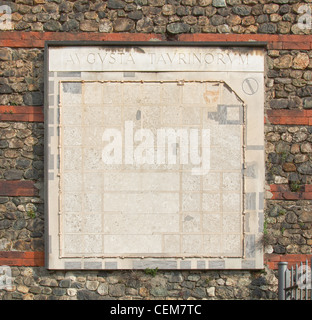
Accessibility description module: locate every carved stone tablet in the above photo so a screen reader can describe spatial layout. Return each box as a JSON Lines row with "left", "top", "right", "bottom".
{"left": 45, "top": 43, "right": 265, "bottom": 270}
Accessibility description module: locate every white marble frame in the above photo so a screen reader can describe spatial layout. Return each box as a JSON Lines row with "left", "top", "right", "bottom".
{"left": 44, "top": 42, "right": 265, "bottom": 270}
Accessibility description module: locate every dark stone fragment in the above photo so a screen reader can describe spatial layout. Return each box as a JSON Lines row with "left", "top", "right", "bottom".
{"left": 304, "top": 97, "right": 312, "bottom": 109}
{"left": 73, "top": 0, "right": 90, "bottom": 12}
{"left": 258, "top": 23, "right": 277, "bottom": 33}
{"left": 0, "top": 196, "right": 9, "bottom": 204}
{"left": 43, "top": 20, "right": 62, "bottom": 31}
{"left": 176, "top": 6, "right": 187, "bottom": 16}
{"left": 269, "top": 99, "right": 288, "bottom": 109}
{"left": 4, "top": 169, "right": 24, "bottom": 180}
{"left": 13, "top": 219, "right": 27, "bottom": 230}
{"left": 77, "top": 289, "right": 100, "bottom": 300}
{"left": 62, "top": 19, "right": 79, "bottom": 32}
{"left": 0, "top": 220, "right": 12, "bottom": 230}
{"left": 0, "top": 84, "right": 12, "bottom": 94}
{"left": 128, "top": 10, "right": 143, "bottom": 20}
{"left": 0, "top": 140, "right": 9, "bottom": 149}
{"left": 167, "top": 22, "right": 190, "bottom": 34}
{"left": 23, "top": 92, "right": 43, "bottom": 106}
{"left": 59, "top": 279, "right": 71, "bottom": 288}
{"left": 107, "top": 0, "right": 126, "bottom": 9}
{"left": 52, "top": 288, "right": 67, "bottom": 296}
{"left": 298, "top": 162, "right": 312, "bottom": 175}
{"left": 33, "top": 145, "right": 44, "bottom": 156}
{"left": 232, "top": 5, "right": 252, "bottom": 16}
{"left": 193, "top": 6, "right": 205, "bottom": 16}
{"left": 210, "top": 14, "right": 225, "bottom": 25}
{"left": 297, "top": 86, "right": 312, "bottom": 98}
{"left": 279, "top": 4, "right": 290, "bottom": 14}
{"left": 24, "top": 169, "right": 39, "bottom": 180}
{"left": 274, "top": 244, "right": 286, "bottom": 253}
{"left": 16, "top": 157, "right": 31, "bottom": 169}
{"left": 256, "top": 14, "right": 269, "bottom": 24}
{"left": 98, "top": 11, "right": 106, "bottom": 19}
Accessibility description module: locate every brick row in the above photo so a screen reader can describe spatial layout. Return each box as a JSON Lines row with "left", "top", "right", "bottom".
{"left": 265, "top": 254, "right": 312, "bottom": 270}
{"left": 266, "top": 110, "right": 312, "bottom": 126}
{"left": 0, "top": 106, "right": 43, "bottom": 122}
{"left": 269, "top": 184, "right": 312, "bottom": 200}
{"left": 0, "top": 32, "right": 311, "bottom": 49}
{"left": 0, "top": 180, "right": 39, "bottom": 197}
{"left": 0, "top": 32, "right": 164, "bottom": 48}
{"left": 0, "top": 251, "right": 44, "bottom": 267}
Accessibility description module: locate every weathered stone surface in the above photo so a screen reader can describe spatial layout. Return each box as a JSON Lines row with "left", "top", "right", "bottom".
{"left": 282, "top": 163, "right": 296, "bottom": 172}
{"left": 4, "top": 169, "right": 24, "bottom": 180}
{"left": 113, "top": 18, "right": 135, "bottom": 31}
{"left": 273, "top": 54, "right": 293, "bottom": 69}
{"left": 80, "top": 20, "right": 98, "bottom": 32}
{"left": 107, "top": 0, "right": 126, "bottom": 9}
{"left": 136, "top": 17, "right": 154, "bottom": 32}
{"left": 293, "top": 53, "right": 310, "bottom": 70}
{"left": 23, "top": 92, "right": 43, "bottom": 106}
{"left": 167, "top": 22, "right": 191, "bottom": 34}
{"left": 269, "top": 99, "right": 289, "bottom": 109}
{"left": 43, "top": 20, "right": 62, "bottom": 31}
{"left": 109, "top": 284, "right": 125, "bottom": 297}
{"left": 303, "top": 98, "right": 312, "bottom": 109}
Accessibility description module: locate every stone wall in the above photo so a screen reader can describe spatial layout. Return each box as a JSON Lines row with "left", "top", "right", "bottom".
{"left": 3, "top": 0, "right": 311, "bottom": 35}
{"left": 0, "top": 0, "right": 312, "bottom": 300}
{"left": 0, "top": 267, "right": 278, "bottom": 300}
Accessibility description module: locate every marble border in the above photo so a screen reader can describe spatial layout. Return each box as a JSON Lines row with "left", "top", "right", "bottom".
{"left": 44, "top": 42, "right": 265, "bottom": 270}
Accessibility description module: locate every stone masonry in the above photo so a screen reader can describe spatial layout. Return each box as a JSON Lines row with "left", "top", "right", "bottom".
{"left": 0, "top": 0, "right": 311, "bottom": 300}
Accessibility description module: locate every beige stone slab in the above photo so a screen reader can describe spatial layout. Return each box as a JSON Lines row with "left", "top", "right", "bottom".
{"left": 222, "top": 234, "right": 242, "bottom": 256}
{"left": 103, "top": 172, "right": 180, "bottom": 192}
{"left": 104, "top": 235, "right": 162, "bottom": 254}
{"left": 103, "top": 213, "right": 179, "bottom": 234}
{"left": 103, "top": 192, "right": 179, "bottom": 214}
{"left": 163, "top": 235, "right": 180, "bottom": 254}
{"left": 222, "top": 193, "right": 241, "bottom": 213}
{"left": 84, "top": 234, "right": 103, "bottom": 254}
{"left": 182, "top": 213, "right": 201, "bottom": 233}
{"left": 202, "top": 193, "right": 220, "bottom": 212}
{"left": 203, "top": 234, "right": 222, "bottom": 255}
{"left": 48, "top": 46, "right": 264, "bottom": 269}
{"left": 182, "top": 235, "right": 203, "bottom": 254}
{"left": 223, "top": 214, "right": 241, "bottom": 233}
{"left": 202, "top": 213, "right": 221, "bottom": 233}
{"left": 49, "top": 47, "right": 264, "bottom": 72}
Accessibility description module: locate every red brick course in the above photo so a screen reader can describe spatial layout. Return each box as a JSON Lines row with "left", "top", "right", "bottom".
{"left": 0, "top": 106, "right": 43, "bottom": 122}
{"left": 266, "top": 110, "right": 312, "bottom": 126}
{"left": 0, "top": 180, "right": 39, "bottom": 197}
{"left": 0, "top": 251, "right": 310, "bottom": 269}
{"left": 269, "top": 184, "right": 312, "bottom": 200}
{"left": 265, "top": 254, "right": 312, "bottom": 270}
{"left": 0, "top": 251, "right": 44, "bottom": 267}
{"left": 0, "top": 32, "right": 311, "bottom": 49}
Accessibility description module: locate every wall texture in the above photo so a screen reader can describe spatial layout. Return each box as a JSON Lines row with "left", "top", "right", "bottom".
{"left": 0, "top": 0, "right": 312, "bottom": 300}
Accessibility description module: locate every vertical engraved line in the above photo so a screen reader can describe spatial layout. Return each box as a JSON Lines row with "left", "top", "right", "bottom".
{"left": 58, "top": 81, "right": 63, "bottom": 258}
{"left": 200, "top": 82, "right": 204, "bottom": 254}
{"left": 179, "top": 81, "right": 183, "bottom": 255}
{"left": 81, "top": 81, "right": 86, "bottom": 258}
{"left": 242, "top": 102, "right": 247, "bottom": 259}
{"left": 102, "top": 81, "right": 106, "bottom": 255}
{"left": 219, "top": 83, "right": 224, "bottom": 257}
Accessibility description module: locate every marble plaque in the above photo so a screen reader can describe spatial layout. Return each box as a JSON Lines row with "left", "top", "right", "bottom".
{"left": 45, "top": 43, "right": 265, "bottom": 270}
